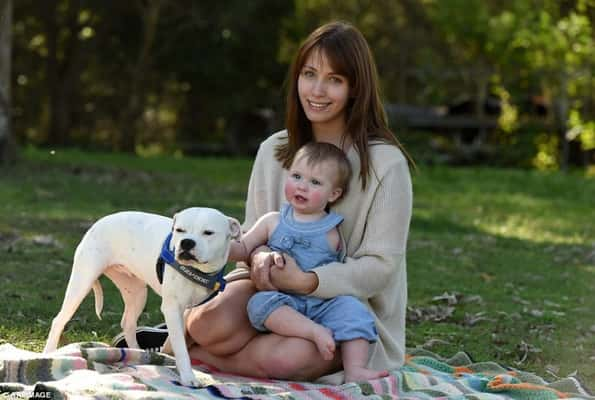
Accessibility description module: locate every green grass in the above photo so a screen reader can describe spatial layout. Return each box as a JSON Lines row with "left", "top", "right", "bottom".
{"left": 1, "top": 147, "right": 594, "bottom": 387}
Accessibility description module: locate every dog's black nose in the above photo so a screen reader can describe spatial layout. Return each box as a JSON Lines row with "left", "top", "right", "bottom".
{"left": 180, "top": 239, "right": 195, "bottom": 251}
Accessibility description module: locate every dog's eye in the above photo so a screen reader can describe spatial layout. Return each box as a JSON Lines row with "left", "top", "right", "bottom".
{"left": 175, "top": 228, "right": 186, "bottom": 233}
{"left": 203, "top": 230, "right": 214, "bottom": 236}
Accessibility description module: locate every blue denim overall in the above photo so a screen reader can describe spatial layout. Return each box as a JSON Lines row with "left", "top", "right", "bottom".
{"left": 247, "top": 204, "right": 377, "bottom": 342}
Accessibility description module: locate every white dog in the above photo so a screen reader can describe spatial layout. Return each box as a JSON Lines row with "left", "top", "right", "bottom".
{"left": 44, "top": 208, "right": 241, "bottom": 386}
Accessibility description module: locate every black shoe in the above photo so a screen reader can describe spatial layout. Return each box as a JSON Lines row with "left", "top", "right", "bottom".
{"left": 111, "top": 326, "right": 169, "bottom": 352}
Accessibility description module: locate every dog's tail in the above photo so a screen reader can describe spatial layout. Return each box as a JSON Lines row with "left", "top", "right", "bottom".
{"left": 92, "top": 281, "right": 104, "bottom": 320}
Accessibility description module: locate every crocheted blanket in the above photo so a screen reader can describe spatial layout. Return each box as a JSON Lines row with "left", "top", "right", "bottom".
{"left": 0, "top": 342, "right": 592, "bottom": 400}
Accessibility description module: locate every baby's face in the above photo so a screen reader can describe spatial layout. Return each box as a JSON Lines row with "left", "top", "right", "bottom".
{"left": 285, "top": 157, "right": 343, "bottom": 215}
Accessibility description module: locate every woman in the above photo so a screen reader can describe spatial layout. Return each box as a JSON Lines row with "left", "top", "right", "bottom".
{"left": 185, "top": 21, "right": 412, "bottom": 383}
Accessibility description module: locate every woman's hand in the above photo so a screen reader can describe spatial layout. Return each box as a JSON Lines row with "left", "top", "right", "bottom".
{"left": 250, "top": 246, "right": 283, "bottom": 291}
{"left": 270, "top": 253, "right": 318, "bottom": 295}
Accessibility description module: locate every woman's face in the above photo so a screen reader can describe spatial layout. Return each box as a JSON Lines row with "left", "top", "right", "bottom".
{"left": 297, "top": 49, "right": 350, "bottom": 136}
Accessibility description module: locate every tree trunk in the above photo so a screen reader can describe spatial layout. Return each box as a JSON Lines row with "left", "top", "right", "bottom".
{"left": 0, "top": 0, "right": 16, "bottom": 163}
{"left": 44, "top": 0, "right": 81, "bottom": 147}
{"left": 397, "top": 40, "right": 408, "bottom": 104}
{"left": 118, "top": 0, "right": 162, "bottom": 153}
{"left": 556, "top": 70, "right": 570, "bottom": 172}
{"left": 474, "top": 65, "right": 489, "bottom": 149}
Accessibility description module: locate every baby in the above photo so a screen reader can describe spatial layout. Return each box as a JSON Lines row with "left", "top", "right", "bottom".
{"left": 229, "top": 141, "right": 388, "bottom": 382}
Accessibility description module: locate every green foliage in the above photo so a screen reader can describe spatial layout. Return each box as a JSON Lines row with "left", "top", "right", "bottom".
{"left": 568, "top": 109, "right": 595, "bottom": 151}
{"left": 9, "top": 0, "right": 595, "bottom": 168}
{"left": 12, "top": 0, "right": 293, "bottom": 153}
{"left": 1, "top": 150, "right": 594, "bottom": 384}
{"left": 420, "top": 1, "right": 594, "bottom": 168}
{"left": 532, "top": 132, "right": 560, "bottom": 170}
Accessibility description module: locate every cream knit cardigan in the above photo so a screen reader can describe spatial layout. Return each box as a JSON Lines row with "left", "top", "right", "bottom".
{"left": 235, "top": 130, "right": 412, "bottom": 378}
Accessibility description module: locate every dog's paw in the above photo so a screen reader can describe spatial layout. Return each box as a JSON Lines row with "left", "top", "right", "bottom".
{"left": 179, "top": 372, "right": 200, "bottom": 388}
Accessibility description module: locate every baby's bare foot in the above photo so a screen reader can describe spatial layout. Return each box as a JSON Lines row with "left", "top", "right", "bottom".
{"left": 344, "top": 367, "right": 389, "bottom": 383}
{"left": 311, "top": 325, "right": 335, "bottom": 360}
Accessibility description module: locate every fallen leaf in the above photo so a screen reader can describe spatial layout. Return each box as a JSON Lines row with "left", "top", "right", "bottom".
{"left": 515, "top": 340, "right": 542, "bottom": 365}
{"left": 407, "top": 305, "right": 455, "bottom": 323}
{"left": 32, "top": 234, "right": 62, "bottom": 248}
{"left": 529, "top": 309, "right": 544, "bottom": 317}
{"left": 421, "top": 338, "right": 451, "bottom": 348}
{"left": 545, "top": 364, "right": 560, "bottom": 374}
{"left": 544, "top": 300, "right": 561, "bottom": 308}
{"left": 545, "top": 365, "right": 561, "bottom": 380}
{"left": 461, "top": 294, "right": 484, "bottom": 304}
{"left": 34, "top": 188, "right": 55, "bottom": 198}
{"left": 512, "top": 296, "right": 530, "bottom": 305}
{"left": 464, "top": 312, "right": 493, "bottom": 326}
{"left": 432, "top": 292, "right": 459, "bottom": 305}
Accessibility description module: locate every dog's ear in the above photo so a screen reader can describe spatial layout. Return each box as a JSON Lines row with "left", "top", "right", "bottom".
{"left": 172, "top": 214, "right": 178, "bottom": 231}
{"left": 228, "top": 217, "right": 242, "bottom": 240}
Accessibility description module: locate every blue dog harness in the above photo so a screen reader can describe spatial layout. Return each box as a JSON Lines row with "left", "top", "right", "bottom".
{"left": 156, "top": 233, "right": 226, "bottom": 298}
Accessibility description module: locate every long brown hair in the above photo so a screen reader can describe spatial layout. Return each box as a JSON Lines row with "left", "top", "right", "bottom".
{"left": 276, "top": 21, "right": 414, "bottom": 190}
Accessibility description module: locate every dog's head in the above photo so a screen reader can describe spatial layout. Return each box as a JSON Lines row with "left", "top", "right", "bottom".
{"left": 170, "top": 207, "right": 241, "bottom": 273}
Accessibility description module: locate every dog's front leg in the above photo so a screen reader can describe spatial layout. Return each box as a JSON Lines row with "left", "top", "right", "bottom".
{"left": 161, "top": 309, "right": 195, "bottom": 355}
{"left": 161, "top": 300, "right": 199, "bottom": 387}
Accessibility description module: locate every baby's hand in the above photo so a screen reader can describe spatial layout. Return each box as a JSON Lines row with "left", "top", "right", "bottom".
{"left": 250, "top": 248, "right": 277, "bottom": 291}
{"left": 270, "top": 253, "right": 316, "bottom": 294}
{"left": 271, "top": 252, "right": 286, "bottom": 268}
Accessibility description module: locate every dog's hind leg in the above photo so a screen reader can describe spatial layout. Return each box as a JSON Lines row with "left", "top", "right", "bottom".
{"left": 44, "top": 255, "right": 106, "bottom": 353}
{"left": 104, "top": 265, "right": 148, "bottom": 349}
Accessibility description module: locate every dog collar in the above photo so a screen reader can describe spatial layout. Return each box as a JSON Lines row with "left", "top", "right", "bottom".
{"left": 156, "top": 233, "right": 226, "bottom": 293}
